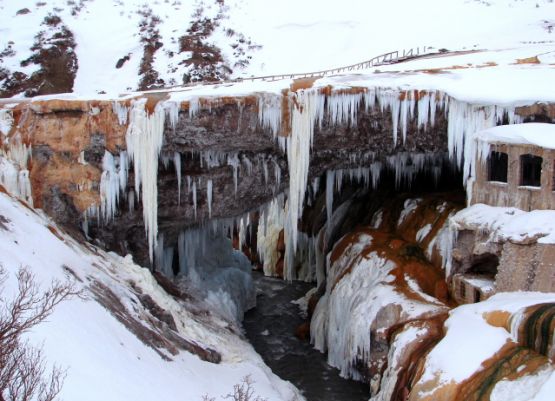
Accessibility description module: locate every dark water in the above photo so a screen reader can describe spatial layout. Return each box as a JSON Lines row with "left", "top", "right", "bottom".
{"left": 243, "top": 272, "right": 370, "bottom": 401}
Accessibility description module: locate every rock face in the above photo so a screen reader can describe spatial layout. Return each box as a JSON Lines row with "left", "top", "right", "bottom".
{"left": 1, "top": 90, "right": 451, "bottom": 267}
{"left": 1, "top": 88, "right": 554, "bottom": 269}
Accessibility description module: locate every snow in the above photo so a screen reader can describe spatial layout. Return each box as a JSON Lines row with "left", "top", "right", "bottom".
{"left": 451, "top": 203, "right": 555, "bottom": 244}
{"left": 491, "top": 367, "right": 555, "bottom": 401}
{"left": 370, "top": 324, "right": 427, "bottom": 401}
{"left": 419, "top": 292, "right": 555, "bottom": 387}
{"left": 310, "top": 231, "right": 442, "bottom": 380}
{"left": 416, "top": 223, "right": 432, "bottom": 243}
{"left": 0, "top": 190, "right": 302, "bottom": 401}
{"left": 477, "top": 123, "right": 555, "bottom": 149}
{"left": 398, "top": 198, "right": 421, "bottom": 226}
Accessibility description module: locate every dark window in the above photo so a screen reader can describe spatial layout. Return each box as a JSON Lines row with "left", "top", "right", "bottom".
{"left": 488, "top": 151, "right": 508, "bottom": 182}
{"left": 468, "top": 253, "right": 499, "bottom": 277}
{"left": 520, "top": 154, "right": 543, "bottom": 187}
{"left": 460, "top": 283, "right": 466, "bottom": 299}
{"left": 474, "top": 288, "right": 481, "bottom": 303}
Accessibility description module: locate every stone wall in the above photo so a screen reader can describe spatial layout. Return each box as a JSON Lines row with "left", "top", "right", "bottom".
{"left": 471, "top": 142, "right": 555, "bottom": 210}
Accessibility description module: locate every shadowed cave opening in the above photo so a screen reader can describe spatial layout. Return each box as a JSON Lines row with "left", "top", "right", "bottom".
{"left": 129, "top": 164, "right": 465, "bottom": 401}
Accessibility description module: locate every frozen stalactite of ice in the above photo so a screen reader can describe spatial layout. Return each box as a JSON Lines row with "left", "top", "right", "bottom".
{"left": 125, "top": 98, "right": 165, "bottom": 262}
{"left": 242, "top": 155, "right": 253, "bottom": 175}
{"left": 173, "top": 152, "right": 181, "bottom": 205}
{"left": 0, "top": 109, "right": 14, "bottom": 135}
{"left": 256, "top": 195, "right": 285, "bottom": 277}
{"left": 112, "top": 101, "right": 129, "bottom": 125}
{"left": 445, "top": 99, "right": 521, "bottom": 186}
{"left": 262, "top": 157, "right": 269, "bottom": 185}
{"left": 326, "top": 170, "right": 335, "bottom": 226}
{"left": 176, "top": 222, "right": 255, "bottom": 321}
{"left": 189, "top": 97, "right": 200, "bottom": 118}
{"left": 164, "top": 101, "right": 179, "bottom": 131}
{"left": 118, "top": 151, "right": 128, "bottom": 193}
{"left": 257, "top": 93, "right": 282, "bottom": 138}
{"left": 99, "top": 150, "right": 129, "bottom": 221}
{"left": 207, "top": 179, "right": 213, "bottom": 218}
{"left": 100, "top": 151, "right": 119, "bottom": 221}
{"left": 377, "top": 89, "right": 401, "bottom": 146}
{"left": 128, "top": 190, "right": 135, "bottom": 211}
{"left": 272, "top": 159, "right": 281, "bottom": 191}
{"left": 327, "top": 93, "right": 361, "bottom": 127}
{"left": 284, "top": 89, "right": 324, "bottom": 280}
{"left": 227, "top": 153, "right": 240, "bottom": 194}
{"left": 192, "top": 181, "right": 197, "bottom": 218}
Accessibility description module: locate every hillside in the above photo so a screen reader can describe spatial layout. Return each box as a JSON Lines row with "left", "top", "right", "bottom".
{"left": 0, "top": 0, "right": 554, "bottom": 96}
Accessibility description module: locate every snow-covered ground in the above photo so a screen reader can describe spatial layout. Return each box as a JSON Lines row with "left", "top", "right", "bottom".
{"left": 0, "top": 189, "right": 302, "bottom": 401}
{"left": 451, "top": 203, "right": 555, "bottom": 244}
{"left": 1, "top": 0, "right": 554, "bottom": 96}
{"left": 414, "top": 292, "right": 555, "bottom": 401}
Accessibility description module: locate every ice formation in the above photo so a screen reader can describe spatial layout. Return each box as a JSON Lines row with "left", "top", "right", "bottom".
{"left": 257, "top": 93, "right": 282, "bottom": 137}
{"left": 0, "top": 113, "right": 33, "bottom": 206}
{"left": 112, "top": 101, "right": 129, "bottom": 125}
{"left": 207, "top": 179, "right": 213, "bottom": 218}
{"left": 284, "top": 90, "right": 324, "bottom": 280}
{"left": 125, "top": 99, "right": 166, "bottom": 261}
{"left": 175, "top": 218, "right": 256, "bottom": 321}
{"left": 0, "top": 109, "right": 14, "bottom": 135}
{"left": 174, "top": 152, "right": 182, "bottom": 205}
{"left": 256, "top": 195, "right": 285, "bottom": 277}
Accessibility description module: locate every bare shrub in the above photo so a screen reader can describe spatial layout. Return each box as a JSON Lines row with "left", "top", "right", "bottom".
{"left": 202, "top": 375, "right": 268, "bottom": 401}
{"left": 0, "top": 266, "right": 78, "bottom": 401}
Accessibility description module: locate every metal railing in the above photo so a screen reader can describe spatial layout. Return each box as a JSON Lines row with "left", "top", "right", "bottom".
{"left": 140, "top": 45, "right": 436, "bottom": 93}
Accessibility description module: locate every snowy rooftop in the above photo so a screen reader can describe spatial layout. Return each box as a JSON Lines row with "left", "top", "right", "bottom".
{"left": 475, "top": 123, "right": 555, "bottom": 149}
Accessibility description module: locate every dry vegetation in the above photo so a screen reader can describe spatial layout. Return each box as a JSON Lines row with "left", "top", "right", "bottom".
{"left": 0, "top": 266, "right": 78, "bottom": 401}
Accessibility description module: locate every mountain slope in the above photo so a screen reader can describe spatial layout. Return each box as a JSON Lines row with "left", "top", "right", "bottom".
{"left": 0, "top": 0, "right": 554, "bottom": 97}
{"left": 0, "top": 188, "right": 301, "bottom": 401}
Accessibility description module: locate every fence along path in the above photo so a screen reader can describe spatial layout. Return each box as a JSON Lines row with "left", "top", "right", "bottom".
{"left": 152, "top": 45, "right": 437, "bottom": 92}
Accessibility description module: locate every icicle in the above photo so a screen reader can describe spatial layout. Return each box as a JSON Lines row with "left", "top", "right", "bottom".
{"left": 227, "top": 153, "right": 240, "bottom": 194}
{"left": 128, "top": 190, "right": 135, "bottom": 211}
{"left": 164, "top": 101, "right": 179, "bottom": 131}
{"left": 326, "top": 170, "right": 335, "bottom": 225}
{"left": 118, "top": 151, "right": 128, "bottom": 193}
{"left": 377, "top": 89, "right": 400, "bottom": 147}
{"left": 242, "top": 155, "right": 253, "bottom": 175}
{"left": 125, "top": 99, "right": 165, "bottom": 262}
{"left": 207, "top": 179, "right": 213, "bottom": 218}
{"left": 257, "top": 93, "right": 282, "bottom": 137}
{"left": 417, "top": 92, "right": 431, "bottom": 129}
{"left": 192, "top": 181, "right": 197, "bottom": 218}
{"left": 312, "top": 176, "right": 320, "bottom": 197}
{"left": 262, "top": 157, "right": 269, "bottom": 185}
{"left": 99, "top": 151, "right": 120, "bottom": 221}
{"left": 273, "top": 159, "right": 281, "bottom": 189}
{"left": 186, "top": 175, "right": 191, "bottom": 193}
{"left": 112, "top": 101, "right": 128, "bottom": 125}
{"left": 284, "top": 89, "right": 324, "bottom": 280}
{"left": 0, "top": 109, "right": 14, "bottom": 135}
{"left": 189, "top": 97, "right": 200, "bottom": 118}
{"left": 174, "top": 151, "right": 181, "bottom": 205}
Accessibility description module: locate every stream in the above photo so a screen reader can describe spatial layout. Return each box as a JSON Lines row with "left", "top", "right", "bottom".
{"left": 243, "top": 272, "right": 370, "bottom": 401}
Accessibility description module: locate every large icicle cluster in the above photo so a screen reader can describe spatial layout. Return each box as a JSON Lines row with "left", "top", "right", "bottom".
{"left": 126, "top": 99, "right": 166, "bottom": 262}
{"left": 99, "top": 151, "right": 128, "bottom": 221}
{"left": 284, "top": 90, "right": 324, "bottom": 280}
{"left": 0, "top": 109, "right": 33, "bottom": 206}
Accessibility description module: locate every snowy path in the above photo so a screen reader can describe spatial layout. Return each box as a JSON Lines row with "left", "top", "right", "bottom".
{"left": 243, "top": 272, "right": 369, "bottom": 401}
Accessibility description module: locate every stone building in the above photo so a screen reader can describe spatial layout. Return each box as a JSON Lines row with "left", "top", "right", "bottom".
{"left": 451, "top": 123, "right": 555, "bottom": 304}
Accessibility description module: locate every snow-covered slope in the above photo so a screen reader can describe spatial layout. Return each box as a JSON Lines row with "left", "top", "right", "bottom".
{"left": 1, "top": 0, "right": 554, "bottom": 96}
{"left": 0, "top": 189, "right": 301, "bottom": 401}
